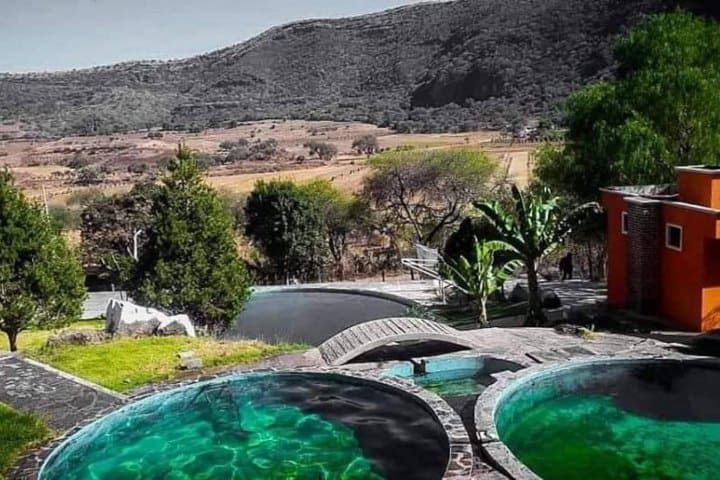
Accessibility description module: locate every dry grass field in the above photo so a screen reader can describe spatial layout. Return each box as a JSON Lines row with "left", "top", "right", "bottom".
{"left": 0, "top": 120, "right": 537, "bottom": 204}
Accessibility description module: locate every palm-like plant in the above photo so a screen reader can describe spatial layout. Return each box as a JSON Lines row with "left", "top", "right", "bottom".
{"left": 444, "top": 238, "right": 520, "bottom": 325}
{"left": 474, "top": 185, "right": 600, "bottom": 325}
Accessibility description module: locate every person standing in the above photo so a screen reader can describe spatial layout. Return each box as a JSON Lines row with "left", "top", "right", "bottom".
{"left": 559, "top": 253, "right": 573, "bottom": 281}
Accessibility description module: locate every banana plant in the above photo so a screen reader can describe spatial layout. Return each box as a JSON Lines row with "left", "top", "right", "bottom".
{"left": 474, "top": 185, "right": 600, "bottom": 325}
{"left": 444, "top": 238, "right": 521, "bottom": 325}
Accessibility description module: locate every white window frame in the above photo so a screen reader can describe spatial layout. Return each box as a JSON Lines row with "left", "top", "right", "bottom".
{"left": 665, "top": 223, "right": 683, "bottom": 252}
{"left": 621, "top": 211, "right": 629, "bottom": 235}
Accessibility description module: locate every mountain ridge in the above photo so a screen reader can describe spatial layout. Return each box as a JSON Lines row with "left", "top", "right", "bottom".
{"left": 0, "top": 0, "right": 706, "bottom": 136}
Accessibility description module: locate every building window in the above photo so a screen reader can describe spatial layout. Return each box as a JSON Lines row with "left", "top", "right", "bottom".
{"left": 621, "top": 212, "right": 629, "bottom": 234}
{"left": 666, "top": 224, "right": 683, "bottom": 251}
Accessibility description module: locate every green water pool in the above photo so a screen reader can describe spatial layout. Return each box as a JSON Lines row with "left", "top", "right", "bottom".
{"left": 40, "top": 373, "right": 449, "bottom": 480}
{"left": 496, "top": 360, "right": 720, "bottom": 480}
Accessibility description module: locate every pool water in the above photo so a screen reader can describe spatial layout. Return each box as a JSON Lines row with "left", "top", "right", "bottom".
{"left": 385, "top": 356, "right": 521, "bottom": 398}
{"left": 227, "top": 290, "right": 410, "bottom": 345}
{"left": 41, "top": 373, "right": 448, "bottom": 480}
{"left": 501, "top": 393, "right": 720, "bottom": 480}
{"left": 496, "top": 360, "right": 720, "bottom": 480}
{"left": 413, "top": 368, "right": 496, "bottom": 397}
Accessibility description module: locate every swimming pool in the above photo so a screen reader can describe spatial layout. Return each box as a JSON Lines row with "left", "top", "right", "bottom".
{"left": 227, "top": 288, "right": 413, "bottom": 345}
{"left": 385, "top": 356, "right": 523, "bottom": 397}
{"left": 484, "top": 359, "right": 720, "bottom": 480}
{"left": 40, "top": 372, "right": 452, "bottom": 480}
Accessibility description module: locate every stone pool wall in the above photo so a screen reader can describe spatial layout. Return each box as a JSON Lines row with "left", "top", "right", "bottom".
{"left": 15, "top": 366, "right": 474, "bottom": 480}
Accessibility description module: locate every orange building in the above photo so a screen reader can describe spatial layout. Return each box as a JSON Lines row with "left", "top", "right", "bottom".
{"left": 601, "top": 166, "right": 720, "bottom": 332}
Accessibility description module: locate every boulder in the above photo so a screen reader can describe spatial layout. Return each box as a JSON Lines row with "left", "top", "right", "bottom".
{"left": 46, "top": 329, "right": 110, "bottom": 348}
{"left": 509, "top": 284, "right": 529, "bottom": 303}
{"left": 540, "top": 289, "right": 562, "bottom": 309}
{"left": 158, "top": 316, "right": 196, "bottom": 337}
{"left": 105, "top": 299, "right": 196, "bottom": 338}
{"left": 178, "top": 351, "right": 203, "bottom": 370}
{"left": 116, "top": 316, "right": 161, "bottom": 337}
{"left": 553, "top": 323, "right": 590, "bottom": 337}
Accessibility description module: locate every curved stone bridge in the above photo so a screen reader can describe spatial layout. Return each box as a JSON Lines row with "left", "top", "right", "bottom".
{"left": 318, "top": 317, "right": 477, "bottom": 366}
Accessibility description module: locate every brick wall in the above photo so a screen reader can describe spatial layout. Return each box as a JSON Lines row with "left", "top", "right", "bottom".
{"left": 626, "top": 198, "right": 662, "bottom": 313}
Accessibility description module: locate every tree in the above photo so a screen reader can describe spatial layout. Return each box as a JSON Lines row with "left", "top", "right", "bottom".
{"left": 0, "top": 171, "right": 86, "bottom": 351}
{"left": 352, "top": 135, "right": 380, "bottom": 156}
{"left": 132, "top": 146, "right": 252, "bottom": 333}
{"left": 75, "top": 167, "right": 104, "bottom": 186}
{"left": 474, "top": 185, "right": 599, "bottom": 325}
{"left": 299, "top": 180, "right": 368, "bottom": 280}
{"left": 304, "top": 141, "right": 338, "bottom": 161}
{"left": 80, "top": 182, "right": 157, "bottom": 289}
{"left": 363, "top": 148, "right": 496, "bottom": 245}
{"left": 535, "top": 12, "right": 720, "bottom": 201}
{"left": 244, "top": 180, "right": 328, "bottom": 283}
{"left": 444, "top": 239, "right": 519, "bottom": 325}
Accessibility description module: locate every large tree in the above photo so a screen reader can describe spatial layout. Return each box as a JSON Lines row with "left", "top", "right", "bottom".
{"left": 0, "top": 171, "right": 86, "bottom": 351}
{"left": 300, "top": 180, "right": 369, "bottom": 280}
{"left": 244, "top": 180, "right": 328, "bottom": 283}
{"left": 80, "top": 182, "right": 157, "bottom": 288}
{"left": 535, "top": 12, "right": 720, "bottom": 201}
{"left": 132, "top": 146, "right": 252, "bottom": 333}
{"left": 475, "top": 185, "right": 599, "bottom": 325}
{"left": 363, "top": 148, "right": 496, "bottom": 246}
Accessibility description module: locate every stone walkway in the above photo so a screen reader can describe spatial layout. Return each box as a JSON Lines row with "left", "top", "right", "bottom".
{"left": 0, "top": 354, "right": 123, "bottom": 431}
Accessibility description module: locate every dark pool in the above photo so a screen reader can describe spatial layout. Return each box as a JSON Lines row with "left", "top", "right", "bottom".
{"left": 41, "top": 372, "right": 449, "bottom": 480}
{"left": 227, "top": 289, "right": 411, "bottom": 345}
{"left": 495, "top": 359, "right": 720, "bottom": 480}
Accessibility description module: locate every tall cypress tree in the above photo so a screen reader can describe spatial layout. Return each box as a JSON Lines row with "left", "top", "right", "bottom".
{"left": 0, "top": 170, "right": 86, "bottom": 351}
{"left": 133, "top": 146, "right": 252, "bottom": 333}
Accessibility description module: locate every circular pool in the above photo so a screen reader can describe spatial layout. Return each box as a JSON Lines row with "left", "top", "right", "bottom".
{"left": 40, "top": 372, "right": 451, "bottom": 480}
{"left": 227, "top": 288, "right": 413, "bottom": 345}
{"left": 481, "top": 359, "right": 720, "bottom": 480}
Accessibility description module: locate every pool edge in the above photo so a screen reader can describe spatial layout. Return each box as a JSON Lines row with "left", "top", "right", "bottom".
{"left": 19, "top": 366, "right": 473, "bottom": 480}
{"left": 473, "top": 355, "right": 720, "bottom": 480}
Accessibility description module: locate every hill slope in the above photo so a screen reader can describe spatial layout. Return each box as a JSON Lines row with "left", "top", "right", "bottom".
{"left": 0, "top": 0, "right": 697, "bottom": 136}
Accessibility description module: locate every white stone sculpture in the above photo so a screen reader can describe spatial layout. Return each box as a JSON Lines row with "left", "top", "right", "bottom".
{"left": 104, "top": 299, "right": 197, "bottom": 338}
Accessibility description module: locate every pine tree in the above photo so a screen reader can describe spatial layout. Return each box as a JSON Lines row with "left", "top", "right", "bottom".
{"left": 0, "top": 170, "right": 86, "bottom": 352}
{"left": 133, "top": 146, "right": 252, "bottom": 333}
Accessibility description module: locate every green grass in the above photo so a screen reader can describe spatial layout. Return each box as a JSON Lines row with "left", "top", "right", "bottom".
{"left": 0, "top": 403, "right": 51, "bottom": 479}
{"left": 2, "top": 321, "right": 306, "bottom": 393}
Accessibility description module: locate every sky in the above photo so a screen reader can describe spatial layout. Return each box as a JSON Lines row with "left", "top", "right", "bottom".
{"left": 1, "top": 0, "right": 426, "bottom": 73}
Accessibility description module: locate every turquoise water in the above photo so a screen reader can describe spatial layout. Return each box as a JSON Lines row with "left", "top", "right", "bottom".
{"left": 41, "top": 373, "right": 448, "bottom": 480}
{"left": 414, "top": 368, "right": 493, "bottom": 397}
{"left": 501, "top": 394, "right": 720, "bottom": 480}
{"left": 497, "top": 361, "right": 720, "bottom": 480}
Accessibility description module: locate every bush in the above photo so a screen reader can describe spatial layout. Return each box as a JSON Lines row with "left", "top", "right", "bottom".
{"left": 75, "top": 167, "right": 103, "bottom": 185}
{"left": 304, "top": 140, "right": 338, "bottom": 161}
{"left": 352, "top": 135, "right": 379, "bottom": 155}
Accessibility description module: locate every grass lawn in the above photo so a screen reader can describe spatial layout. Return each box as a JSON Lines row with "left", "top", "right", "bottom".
{"left": 2, "top": 321, "right": 306, "bottom": 393}
{"left": 0, "top": 403, "right": 50, "bottom": 479}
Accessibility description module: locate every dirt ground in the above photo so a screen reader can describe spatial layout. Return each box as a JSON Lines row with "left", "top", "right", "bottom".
{"left": 0, "top": 120, "right": 537, "bottom": 204}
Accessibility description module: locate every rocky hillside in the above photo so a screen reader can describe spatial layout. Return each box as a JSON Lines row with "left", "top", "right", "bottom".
{"left": 0, "top": 0, "right": 706, "bottom": 136}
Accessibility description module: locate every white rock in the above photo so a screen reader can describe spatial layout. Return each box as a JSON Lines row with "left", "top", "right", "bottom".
{"left": 104, "top": 299, "right": 196, "bottom": 338}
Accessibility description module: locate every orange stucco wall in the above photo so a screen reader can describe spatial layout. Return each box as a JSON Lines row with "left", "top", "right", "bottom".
{"left": 603, "top": 187, "right": 720, "bottom": 332}
{"left": 677, "top": 171, "right": 720, "bottom": 209}
{"left": 601, "top": 192, "right": 629, "bottom": 307}
{"left": 658, "top": 205, "right": 717, "bottom": 330}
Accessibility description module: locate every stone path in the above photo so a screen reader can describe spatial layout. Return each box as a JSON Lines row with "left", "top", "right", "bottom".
{"left": 0, "top": 354, "right": 124, "bottom": 432}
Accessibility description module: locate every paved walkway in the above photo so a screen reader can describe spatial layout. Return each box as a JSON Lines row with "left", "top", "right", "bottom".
{"left": 0, "top": 354, "right": 123, "bottom": 432}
